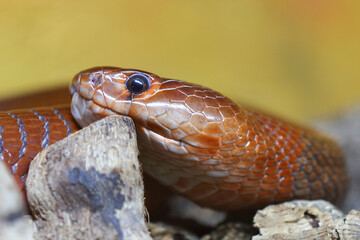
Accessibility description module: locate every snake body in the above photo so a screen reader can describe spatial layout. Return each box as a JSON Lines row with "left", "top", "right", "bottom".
{"left": 1, "top": 66, "right": 349, "bottom": 210}
{"left": 0, "top": 106, "right": 79, "bottom": 194}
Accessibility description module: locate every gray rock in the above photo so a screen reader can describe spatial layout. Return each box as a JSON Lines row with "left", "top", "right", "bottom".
{"left": 314, "top": 104, "right": 360, "bottom": 212}
{"left": 200, "top": 222, "right": 255, "bottom": 240}
{"left": 149, "top": 222, "right": 199, "bottom": 240}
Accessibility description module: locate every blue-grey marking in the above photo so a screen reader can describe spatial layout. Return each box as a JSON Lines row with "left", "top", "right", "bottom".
{"left": 5, "top": 210, "right": 26, "bottom": 223}
{"left": 7, "top": 112, "right": 27, "bottom": 173}
{"left": 52, "top": 107, "right": 72, "bottom": 135}
{"left": 0, "top": 126, "right": 3, "bottom": 160}
{"left": 31, "top": 110, "right": 50, "bottom": 149}
{"left": 68, "top": 167, "right": 125, "bottom": 239}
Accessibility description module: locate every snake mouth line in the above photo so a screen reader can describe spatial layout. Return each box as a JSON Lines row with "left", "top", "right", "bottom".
{"left": 71, "top": 92, "right": 118, "bottom": 128}
{"left": 70, "top": 92, "right": 195, "bottom": 157}
{"left": 71, "top": 92, "right": 222, "bottom": 157}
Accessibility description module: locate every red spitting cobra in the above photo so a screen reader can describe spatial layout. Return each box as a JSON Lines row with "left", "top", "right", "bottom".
{"left": 1, "top": 66, "right": 348, "bottom": 211}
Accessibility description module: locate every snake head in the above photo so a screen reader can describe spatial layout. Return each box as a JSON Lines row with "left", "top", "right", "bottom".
{"left": 70, "top": 66, "right": 242, "bottom": 152}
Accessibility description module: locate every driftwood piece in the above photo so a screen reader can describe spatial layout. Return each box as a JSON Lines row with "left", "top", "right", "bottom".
{"left": 0, "top": 162, "right": 33, "bottom": 240}
{"left": 26, "top": 116, "right": 151, "bottom": 240}
{"left": 253, "top": 200, "right": 360, "bottom": 239}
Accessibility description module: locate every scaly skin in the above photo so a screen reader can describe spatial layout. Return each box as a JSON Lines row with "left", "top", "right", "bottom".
{"left": 0, "top": 106, "right": 79, "bottom": 195}
{"left": 68, "top": 66, "right": 348, "bottom": 211}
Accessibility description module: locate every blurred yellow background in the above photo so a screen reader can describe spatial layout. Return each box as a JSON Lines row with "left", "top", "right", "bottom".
{"left": 0, "top": 0, "right": 359, "bottom": 122}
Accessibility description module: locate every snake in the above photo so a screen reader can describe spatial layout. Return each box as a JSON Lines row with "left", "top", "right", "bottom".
{"left": 0, "top": 66, "right": 349, "bottom": 211}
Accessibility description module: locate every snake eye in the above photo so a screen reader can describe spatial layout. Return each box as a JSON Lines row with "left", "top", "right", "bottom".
{"left": 125, "top": 73, "right": 151, "bottom": 94}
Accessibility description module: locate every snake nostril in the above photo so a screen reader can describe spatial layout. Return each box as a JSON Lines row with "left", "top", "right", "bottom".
{"left": 90, "top": 73, "right": 104, "bottom": 87}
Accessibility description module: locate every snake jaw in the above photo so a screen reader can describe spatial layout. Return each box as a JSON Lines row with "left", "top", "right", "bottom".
{"left": 71, "top": 92, "right": 118, "bottom": 128}
{"left": 70, "top": 92, "right": 99, "bottom": 127}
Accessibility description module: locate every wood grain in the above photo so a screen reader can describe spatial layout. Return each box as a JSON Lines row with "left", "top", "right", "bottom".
{"left": 27, "top": 115, "right": 151, "bottom": 240}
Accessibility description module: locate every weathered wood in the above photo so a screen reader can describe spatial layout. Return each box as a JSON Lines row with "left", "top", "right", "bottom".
{"left": 253, "top": 200, "right": 360, "bottom": 239}
{"left": 0, "top": 162, "right": 33, "bottom": 240}
{"left": 26, "top": 115, "right": 151, "bottom": 240}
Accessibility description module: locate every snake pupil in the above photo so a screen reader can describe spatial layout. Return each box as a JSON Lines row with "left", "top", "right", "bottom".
{"left": 125, "top": 74, "right": 150, "bottom": 94}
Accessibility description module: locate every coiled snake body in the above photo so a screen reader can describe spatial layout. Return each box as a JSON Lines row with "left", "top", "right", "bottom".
{"left": 0, "top": 67, "right": 348, "bottom": 210}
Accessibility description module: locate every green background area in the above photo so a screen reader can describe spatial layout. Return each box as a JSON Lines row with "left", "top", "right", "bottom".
{"left": 1, "top": 1, "right": 359, "bottom": 122}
